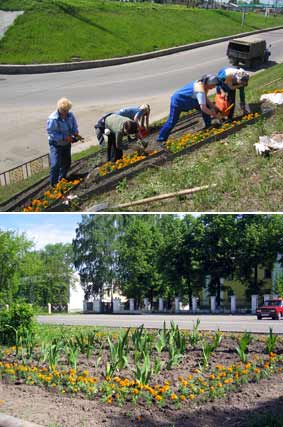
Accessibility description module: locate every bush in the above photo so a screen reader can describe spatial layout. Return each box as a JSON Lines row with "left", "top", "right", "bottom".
{"left": 0, "top": 302, "right": 35, "bottom": 345}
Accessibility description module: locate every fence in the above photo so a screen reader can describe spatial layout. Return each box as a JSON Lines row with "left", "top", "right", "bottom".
{"left": 0, "top": 153, "right": 50, "bottom": 187}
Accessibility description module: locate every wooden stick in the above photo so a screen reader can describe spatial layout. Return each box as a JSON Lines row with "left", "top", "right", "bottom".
{"left": 114, "top": 184, "right": 216, "bottom": 209}
{"left": 261, "top": 78, "right": 282, "bottom": 88}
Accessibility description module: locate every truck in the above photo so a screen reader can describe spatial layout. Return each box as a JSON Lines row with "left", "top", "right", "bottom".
{"left": 256, "top": 298, "right": 283, "bottom": 320}
{"left": 227, "top": 36, "right": 271, "bottom": 69}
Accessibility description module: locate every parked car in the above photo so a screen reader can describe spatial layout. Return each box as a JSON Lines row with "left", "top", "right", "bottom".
{"left": 256, "top": 298, "right": 283, "bottom": 320}
{"left": 227, "top": 36, "right": 271, "bottom": 68}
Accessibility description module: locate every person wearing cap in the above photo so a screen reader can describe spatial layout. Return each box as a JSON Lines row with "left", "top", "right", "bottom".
{"left": 104, "top": 114, "right": 139, "bottom": 162}
{"left": 157, "top": 75, "right": 219, "bottom": 143}
{"left": 115, "top": 104, "right": 151, "bottom": 132}
{"left": 47, "top": 97, "right": 82, "bottom": 186}
{"left": 216, "top": 67, "right": 249, "bottom": 119}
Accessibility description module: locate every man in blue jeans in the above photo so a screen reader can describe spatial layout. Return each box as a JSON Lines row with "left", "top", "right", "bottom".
{"left": 157, "top": 74, "right": 220, "bottom": 143}
{"left": 47, "top": 98, "right": 82, "bottom": 186}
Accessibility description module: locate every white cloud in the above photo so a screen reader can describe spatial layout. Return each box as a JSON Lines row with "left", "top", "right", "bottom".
{"left": 25, "top": 224, "right": 75, "bottom": 249}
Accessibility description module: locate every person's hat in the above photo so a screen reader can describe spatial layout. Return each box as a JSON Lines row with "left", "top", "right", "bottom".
{"left": 139, "top": 103, "right": 150, "bottom": 112}
{"left": 124, "top": 120, "right": 138, "bottom": 134}
{"left": 235, "top": 70, "right": 249, "bottom": 85}
{"left": 201, "top": 74, "right": 219, "bottom": 85}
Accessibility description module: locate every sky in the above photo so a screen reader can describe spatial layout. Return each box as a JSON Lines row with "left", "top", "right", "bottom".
{"left": 0, "top": 213, "right": 83, "bottom": 249}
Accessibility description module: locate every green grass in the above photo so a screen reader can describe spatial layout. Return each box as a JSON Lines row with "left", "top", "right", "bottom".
{"left": 0, "top": 0, "right": 282, "bottom": 64}
{"left": 0, "top": 145, "right": 100, "bottom": 205}
{"left": 85, "top": 64, "right": 283, "bottom": 212}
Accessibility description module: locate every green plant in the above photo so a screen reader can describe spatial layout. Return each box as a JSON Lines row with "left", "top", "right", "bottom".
{"left": 188, "top": 319, "right": 201, "bottom": 348}
{"left": 275, "top": 276, "right": 283, "bottom": 298}
{"left": 201, "top": 331, "right": 223, "bottom": 369}
{"left": 41, "top": 340, "right": 63, "bottom": 371}
{"left": 235, "top": 331, "right": 253, "bottom": 363}
{"left": 134, "top": 352, "right": 153, "bottom": 384}
{"left": 166, "top": 335, "right": 183, "bottom": 369}
{"left": 66, "top": 342, "right": 79, "bottom": 370}
{"left": 266, "top": 327, "right": 277, "bottom": 354}
{"left": 0, "top": 302, "right": 35, "bottom": 346}
{"left": 106, "top": 328, "right": 130, "bottom": 377}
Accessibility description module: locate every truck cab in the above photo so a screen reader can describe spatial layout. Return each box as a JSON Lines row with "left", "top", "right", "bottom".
{"left": 227, "top": 37, "right": 271, "bottom": 69}
{"left": 256, "top": 299, "right": 283, "bottom": 320}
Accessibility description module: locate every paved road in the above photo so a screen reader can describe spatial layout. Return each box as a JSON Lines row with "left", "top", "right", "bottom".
{"left": 37, "top": 314, "right": 283, "bottom": 334}
{"left": 1, "top": 29, "right": 283, "bottom": 172}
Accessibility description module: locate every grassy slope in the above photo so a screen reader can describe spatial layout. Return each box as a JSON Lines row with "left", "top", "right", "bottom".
{"left": 0, "top": 0, "right": 282, "bottom": 63}
{"left": 86, "top": 64, "right": 283, "bottom": 212}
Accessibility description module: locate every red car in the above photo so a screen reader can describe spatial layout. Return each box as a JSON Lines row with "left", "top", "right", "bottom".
{"left": 256, "top": 299, "right": 283, "bottom": 320}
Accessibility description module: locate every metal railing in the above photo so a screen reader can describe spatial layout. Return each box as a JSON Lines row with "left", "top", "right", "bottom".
{"left": 0, "top": 153, "right": 50, "bottom": 187}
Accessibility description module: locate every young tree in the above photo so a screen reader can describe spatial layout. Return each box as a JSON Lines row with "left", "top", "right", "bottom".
{"left": 73, "top": 215, "right": 118, "bottom": 300}
{"left": 117, "top": 215, "right": 164, "bottom": 307}
{"left": 0, "top": 230, "right": 33, "bottom": 303}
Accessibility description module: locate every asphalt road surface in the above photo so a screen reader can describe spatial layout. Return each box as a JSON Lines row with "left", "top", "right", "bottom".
{"left": 1, "top": 28, "right": 283, "bottom": 172}
{"left": 37, "top": 314, "right": 283, "bottom": 334}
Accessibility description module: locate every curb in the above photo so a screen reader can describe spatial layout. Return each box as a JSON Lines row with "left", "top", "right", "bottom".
{"left": 0, "top": 414, "right": 43, "bottom": 427}
{"left": 0, "top": 26, "right": 281, "bottom": 75}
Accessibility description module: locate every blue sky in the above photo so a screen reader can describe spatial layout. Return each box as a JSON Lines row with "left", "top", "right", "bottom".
{"left": 0, "top": 214, "right": 84, "bottom": 249}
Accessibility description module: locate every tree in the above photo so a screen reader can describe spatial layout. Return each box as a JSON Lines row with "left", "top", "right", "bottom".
{"left": 195, "top": 215, "right": 239, "bottom": 306}
{"left": 235, "top": 215, "right": 283, "bottom": 296}
{"left": 73, "top": 215, "right": 119, "bottom": 300}
{"left": 117, "top": 215, "right": 164, "bottom": 307}
{"left": 0, "top": 230, "right": 33, "bottom": 303}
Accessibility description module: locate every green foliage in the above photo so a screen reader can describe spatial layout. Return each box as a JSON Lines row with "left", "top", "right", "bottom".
{"left": 0, "top": 302, "right": 35, "bottom": 346}
{"left": 201, "top": 331, "right": 222, "bottom": 369}
{"left": 41, "top": 340, "right": 63, "bottom": 371}
{"left": 266, "top": 327, "right": 277, "bottom": 354}
{"left": 105, "top": 328, "right": 130, "bottom": 377}
{"left": 133, "top": 352, "right": 153, "bottom": 385}
{"left": 275, "top": 276, "right": 283, "bottom": 298}
{"left": 235, "top": 331, "right": 253, "bottom": 363}
{"left": 188, "top": 319, "right": 201, "bottom": 348}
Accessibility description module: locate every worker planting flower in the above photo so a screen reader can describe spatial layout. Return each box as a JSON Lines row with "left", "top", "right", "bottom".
{"left": 216, "top": 67, "right": 250, "bottom": 119}
{"left": 157, "top": 74, "right": 220, "bottom": 143}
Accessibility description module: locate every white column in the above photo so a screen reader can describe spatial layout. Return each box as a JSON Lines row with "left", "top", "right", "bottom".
{"left": 230, "top": 295, "right": 236, "bottom": 314}
{"left": 93, "top": 299, "right": 102, "bottom": 313}
{"left": 263, "top": 294, "right": 270, "bottom": 304}
{"left": 129, "top": 298, "right": 135, "bottom": 312}
{"left": 144, "top": 298, "right": 149, "bottom": 312}
{"left": 158, "top": 298, "right": 164, "bottom": 312}
{"left": 113, "top": 298, "right": 121, "bottom": 313}
{"left": 251, "top": 295, "right": 258, "bottom": 314}
{"left": 220, "top": 278, "right": 225, "bottom": 305}
{"left": 175, "top": 297, "right": 180, "bottom": 313}
{"left": 67, "top": 303, "right": 70, "bottom": 313}
{"left": 203, "top": 275, "right": 211, "bottom": 305}
{"left": 210, "top": 296, "right": 216, "bottom": 313}
{"left": 192, "top": 297, "right": 198, "bottom": 313}
{"left": 48, "top": 303, "right": 51, "bottom": 314}
{"left": 5, "top": 304, "right": 9, "bottom": 311}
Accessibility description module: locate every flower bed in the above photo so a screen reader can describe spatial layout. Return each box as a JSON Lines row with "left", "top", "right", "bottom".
{"left": 1, "top": 324, "right": 283, "bottom": 411}
{"left": 98, "top": 150, "right": 159, "bottom": 177}
{"left": 23, "top": 178, "right": 81, "bottom": 212}
{"left": 165, "top": 113, "right": 261, "bottom": 153}
{"left": 0, "top": 354, "right": 282, "bottom": 408}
